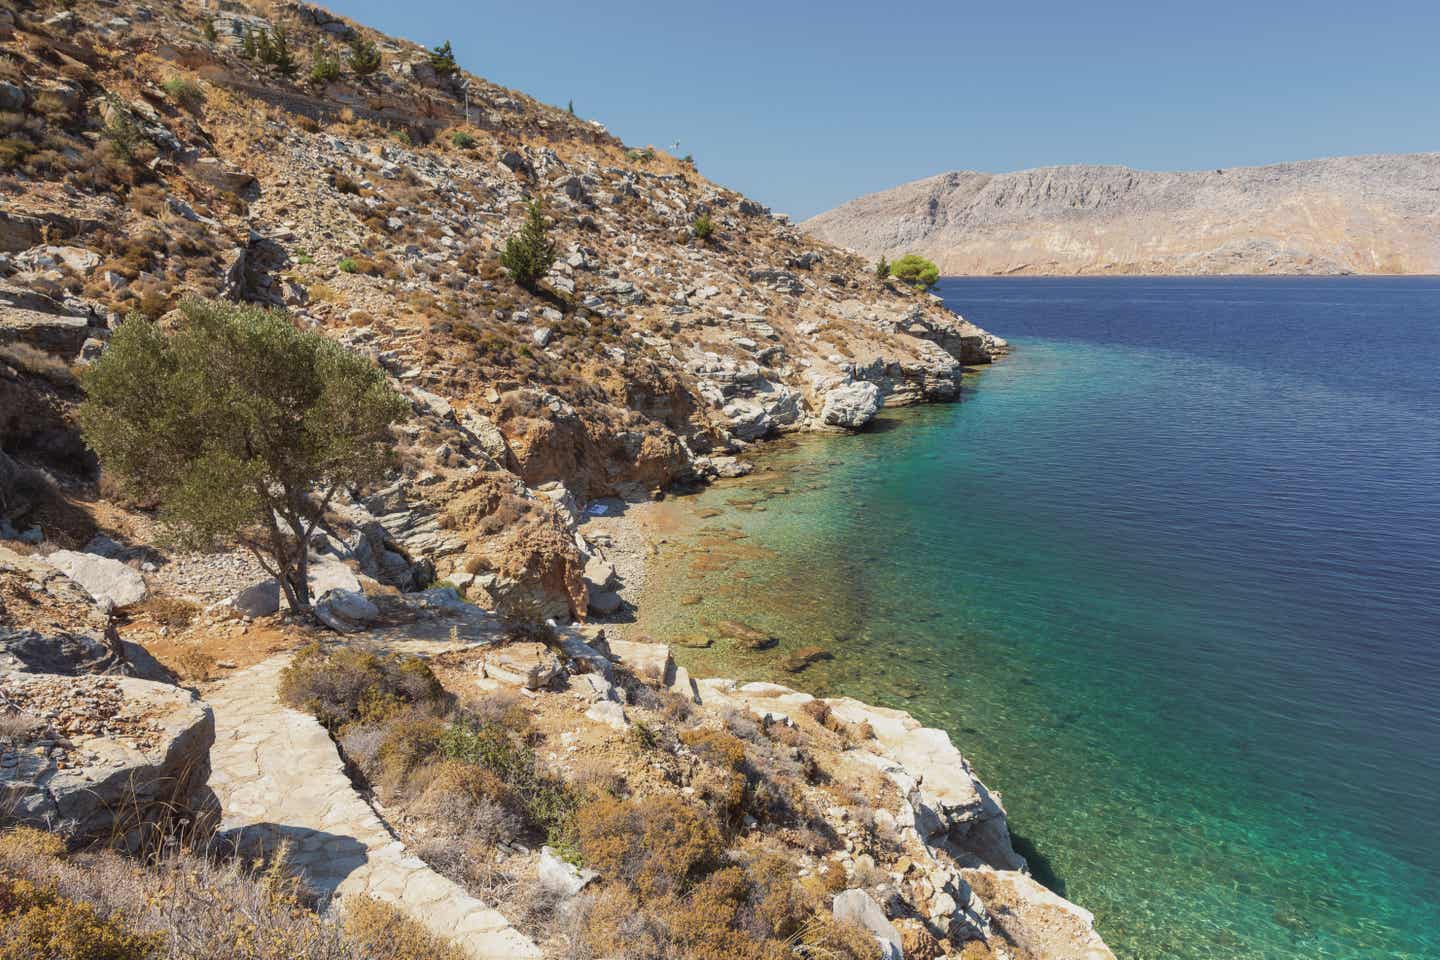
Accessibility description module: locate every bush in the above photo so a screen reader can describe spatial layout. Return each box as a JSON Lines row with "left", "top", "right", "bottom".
{"left": 887, "top": 253, "right": 940, "bottom": 289}
{"left": 875, "top": 255, "right": 890, "bottom": 280}
{"left": 438, "top": 719, "right": 576, "bottom": 845}
{"left": 338, "top": 257, "right": 359, "bottom": 273}
{"left": 0, "top": 875, "right": 161, "bottom": 960}
{"left": 161, "top": 76, "right": 204, "bottom": 111}
{"left": 278, "top": 644, "right": 445, "bottom": 731}
{"left": 309, "top": 45, "right": 341, "bottom": 84}
{"left": 347, "top": 37, "right": 382, "bottom": 77}
{"left": 77, "top": 300, "right": 408, "bottom": 611}
{"left": 450, "top": 131, "right": 476, "bottom": 149}
{"left": 577, "top": 795, "right": 721, "bottom": 900}
{"left": 499, "top": 200, "right": 556, "bottom": 290}
{"left": 341, "top": 897, "right": 468, "bottom": 960}
{"left": 692, "top": 213, "right": 715, "bottom": 241}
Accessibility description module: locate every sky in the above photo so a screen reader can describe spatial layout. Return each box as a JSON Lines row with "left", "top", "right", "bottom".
{"left": 329, "top": 0, "right": 1440, "bottom": 219}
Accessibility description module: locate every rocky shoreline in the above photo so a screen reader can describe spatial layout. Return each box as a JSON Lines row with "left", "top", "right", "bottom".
{"left": 576, "top": 432, "right": 1116, "bottom": 960}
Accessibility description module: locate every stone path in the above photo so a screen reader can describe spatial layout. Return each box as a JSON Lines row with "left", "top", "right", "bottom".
{"left": 205, "top": 655, "right": 540, "bottom": 959}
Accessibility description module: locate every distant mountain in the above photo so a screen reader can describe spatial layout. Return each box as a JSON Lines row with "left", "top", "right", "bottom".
{"left": 801, "top": 155, "right": 1440, "bottom": 275}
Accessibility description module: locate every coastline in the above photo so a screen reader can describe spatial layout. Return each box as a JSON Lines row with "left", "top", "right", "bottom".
{"left": 574, "top": 415, "right": 1117, "bottom": 959}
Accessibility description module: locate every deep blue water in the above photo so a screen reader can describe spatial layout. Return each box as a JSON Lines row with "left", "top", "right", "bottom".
{"left": 640, "top": 277, "right": 1440, "bottom": 959}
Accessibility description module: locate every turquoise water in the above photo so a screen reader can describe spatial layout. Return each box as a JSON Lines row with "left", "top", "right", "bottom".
{"left": 636, "top": 278, "right": 1440, "bottom": 960}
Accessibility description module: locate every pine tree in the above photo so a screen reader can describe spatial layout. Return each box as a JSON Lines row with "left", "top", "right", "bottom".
{"left": 875, "top": 256, "right": 890, "bottom": 280}
{"left": 348, "top": 36, "right": 382, "bottom": 77}
{"left": 500, "top": 200, "right": 557, "bottom": 289}
{"left": 430, "top": 40, "right": 458, "bottom": 78}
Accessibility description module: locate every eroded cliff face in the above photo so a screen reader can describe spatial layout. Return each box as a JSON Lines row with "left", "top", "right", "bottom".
{"left": 0, "top": 0, "right": 1006, "bottom": 618}
{"left": 802, "top": 156, "right": 1440, "bottom": 275}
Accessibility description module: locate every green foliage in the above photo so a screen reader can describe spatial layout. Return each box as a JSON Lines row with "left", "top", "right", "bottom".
{"left": 567, "top": 99, "right": 575, "bottom": 115}
{"left": 77, "top": 300, "right": 408, "bottom": 610}
{"left": 347, "top": 36, "right": 382, "bottom": 77}
{"left": 439, "top": 718, "right": 578, "bottom": 845}
{"left": 100, "top": 100, "right": 148, "bottom": 164}
{"left": 874, "top": 255, "right": 889, "bottom": 280}
{"left": 393, "top": 129, "right": 412, "bottom": 146}
{"left": 887, "top": 253, "right": 939, "bottom": 289}
{"left": 252, "top": 27, "right": 298, "bottom": 78}
{"left": 450, "top": 130, "right": 476, "bottom": 149}
{"left": 499, "top": 200, "right": 556, "bottom": 289}
{"left": 279, "top": 644, "right": 445, "bottom": 732}
{"left": 692, "top": 213, "right": 715, "bottom": 241}
{"left": 626, "top": 147, "right": 655, "bottom": 163}
{"left": 429, "top": 40, "right": 458, "bottom": 78}
{"left": 203, "top": 19, "right": 218, "bottom": 43}
{"left": 308, "top": 44, "right": 341, "bottom": 84}
{"left": 162, "top": 76, "right": 204, "bottom": 111}
{"left": 338, "top": 257, "right": 359, "bottom": 273}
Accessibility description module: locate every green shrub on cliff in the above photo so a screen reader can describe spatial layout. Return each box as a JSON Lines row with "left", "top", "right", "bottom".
{"left": 887, "top": 253, "right": 940, "bottom": 289}
{"left": 77, "top": 299, "right": 408, "bottom": 612}
{"left": 347, "top": 36, "right": 383, "bottom": 77}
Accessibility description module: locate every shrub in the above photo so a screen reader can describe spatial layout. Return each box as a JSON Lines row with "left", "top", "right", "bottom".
{"left": 625, "top": 147, "right": 655, "bottom": 163}
{"left": 429, "top": 41, "right": 458, "bottom": 78}
{"left": 161, "top": 76, "right": 204, "bottom": 111}
{"left": 77, "top": 300, "right": 408, "bottom": 612}
{"left": 450, "top": 131, "right": 476, "bottom": 149}
{"left": 309, "top": 45, "right": 341, "bottom": 84}
{"left": 498, "top": 200, "right": 556, "bottom": 290}
{"left": 101, "top": 103, "right": 149, "bottom": 164}
{"left": 338, "top": 257, "right": 359, "bottom": 273}
{"left": 887, "top": 253, "right": 940, "bottom": 290}
{"left": 0, "top": 875, "right": 161, "bottom": 960}
{"left": 0, "top": 136, "right": 32, "bottom": 169}
{"left": 279, "top": 645, "right": 445, "bottom": 731}
{"left": 577, "top": 795, "right": 721, "bottom": 899}
{"left": 341, "top": 897, "right": 468, "bottom": 960}
{"left": 347, "top": 37, "right": 382, "bottom": 77}
{"left": 438, "top": 719, "right": 576, "bottom": 845}
{"left": 692, "top": 213, "right": 715, "bottom": 241}
{"left": 875, "top": 255, "right": 890, "bottom": 280}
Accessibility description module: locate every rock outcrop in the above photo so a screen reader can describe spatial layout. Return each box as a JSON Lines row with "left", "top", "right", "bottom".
{"left": 0, "top": 673, "right": 215, "bottom": 849}
{"left": 803, "top": 155, "right": 1440, "bottom": 275}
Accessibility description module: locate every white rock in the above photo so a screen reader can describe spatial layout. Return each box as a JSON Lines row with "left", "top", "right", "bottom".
{"left": 821, "top": 381, "right": 883, "bottom": 429}
{"left": 832, "top": 889, "right": 901, "bottom": 955}
{"left": 44, "top": 550, "right": 147, "bottom": 608}
{"left": 536, "top": 846, "right": 598, "bottom": 899}
{"left": 584, "top": 699, "right": 627, "bottom": 730}
{"left": 231, "top": 580, "right": 280, "bottom": 618}
{"left": 313, "top": 588, "right": 378, "bottom": 633}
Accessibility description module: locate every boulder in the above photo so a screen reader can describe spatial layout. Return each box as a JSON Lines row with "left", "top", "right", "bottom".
{"left": 536, "top": 846, "right": 598, "bottom": 899}
{"left": 482, "top": 642, "right": 563, "bottom": 690}
{"left": 606, "top": 639, "right": 672, "bottom": 684}
{"left": 186, "top": 157, "right": 256, "bottom": 193}
{"left": 231, "top": 580, "right": 281, "bottom": 618}
{"left": 586, "top": 589, "right": 622, "bottom": 615}
{"left": 313, "top": 589, "right": 378, "bottom": 633}
{"left": 833, "top": 889, "right": 902, "bottom": 958}
{"left": 0, "top": 673, "right": 215, "bottom": 849}
{"left": 582, "top": 555, "right": 618, "bottom": 592}
{"left": 1, "top": 627, "right": 121, "bottom": 676}
{"left": 44, "top": 550, "right": 148, "bottom": 609}
{"left": 821, "top": 381, "right": 883, "bottom": 429}
{"left": 584, "top": 699, "right": 627, "bottom": 730}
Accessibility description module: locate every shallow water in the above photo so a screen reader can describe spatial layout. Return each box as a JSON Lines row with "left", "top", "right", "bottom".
{"left": 635, "top": 277, "right": 1440, "bottom": 960}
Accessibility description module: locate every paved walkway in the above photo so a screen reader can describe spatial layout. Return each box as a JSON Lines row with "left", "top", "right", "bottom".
{"left": 205, "top": 654, "right": 540, "bottom": 959}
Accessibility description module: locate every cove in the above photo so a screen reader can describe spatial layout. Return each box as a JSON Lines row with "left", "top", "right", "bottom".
{"left": 632, "top": 277, "right": 1440, "bottom": 960}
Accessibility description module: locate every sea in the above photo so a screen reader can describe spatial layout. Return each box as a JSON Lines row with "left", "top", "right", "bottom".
{"left": 633, "top": 276, "right": 1440, "bottom": 960}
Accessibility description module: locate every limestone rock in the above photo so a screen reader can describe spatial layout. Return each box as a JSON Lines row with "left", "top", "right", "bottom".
{"left": 606, "top": 639, "right": 672, "bottom": 684}
{"left": 962, "top": 868, "right": 1116, "bottom": 960}
{"left": 44, "top": 550, "right": 148, "bottom": 609}
{"left": 482, "top": 642, "right": 563, "bottom": 690}
{"left": 230, "top": 580, "right": 281, "bottom": 619}
{"left": 0, "top": 673, "right": 214, "bottom": 848}
{"left": 537, "top": 846, "right": 598, "bottom": 899}
{"left": 832, "top": 889, "right": 902, "bottom": 958}
{"left": 313, "top": 589, "right": 378, "bottom": 633}
{"left": 821, "top": 381, "right": 883, "bottom": 429}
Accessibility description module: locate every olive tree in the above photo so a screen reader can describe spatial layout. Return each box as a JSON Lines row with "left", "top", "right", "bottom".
{"left": 78, "top": 299, "right": 409, "bottom": 612}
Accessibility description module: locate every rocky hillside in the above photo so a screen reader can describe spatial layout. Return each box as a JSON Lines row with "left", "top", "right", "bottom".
{"left": 802, "top": 155, "right": 1440, "bottom": 275}
{"left": 0, "top": 0, "right": 1006, "bottom": 622}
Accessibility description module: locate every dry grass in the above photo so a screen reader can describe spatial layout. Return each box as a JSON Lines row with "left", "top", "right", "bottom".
{"left": 0, "top": 827, "right": 465, "bottom": 959}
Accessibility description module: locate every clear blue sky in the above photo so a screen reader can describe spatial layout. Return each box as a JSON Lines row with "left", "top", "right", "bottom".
{"left": 329, "top": 0, "right": 1440, "bottom": 219}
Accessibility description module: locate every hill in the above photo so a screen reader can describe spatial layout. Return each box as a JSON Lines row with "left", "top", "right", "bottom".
{"left": 801, "top": 155, "right": 1440, "bottom": 275}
